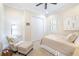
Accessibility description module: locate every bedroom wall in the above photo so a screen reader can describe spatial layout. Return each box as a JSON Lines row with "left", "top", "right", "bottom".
{"left": 47, "top": 4, "right": 79, "bottom": 36}
{"left": 5, "top": 6, "right": 25, "bottom": 41}
{"left": 23, "top": 10, "right": 37, "bottom": 41}
{"left": 57, "top": 4, "right": 79, "bottom": 35}
{"left": 0, "top": 4, "right": 7, "bottom": 49}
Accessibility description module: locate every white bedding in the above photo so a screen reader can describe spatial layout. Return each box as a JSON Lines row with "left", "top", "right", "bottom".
{"left": 40, "top": 34, "right": 75, "bottom": 56}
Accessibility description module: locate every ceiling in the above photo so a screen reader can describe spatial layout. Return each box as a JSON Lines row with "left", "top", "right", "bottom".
{"left": 4, "top": 3, "right": 78, "bottom": 15}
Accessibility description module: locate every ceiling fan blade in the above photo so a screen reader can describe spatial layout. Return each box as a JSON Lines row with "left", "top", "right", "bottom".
{"left": 45, "top": 3, "right": 47, "bottom": 9}
{"left": 36, "top": 3, "right": 43, "bottom": 6}
{"left": 51, "top": 3, "right": 57, "bottom": 5}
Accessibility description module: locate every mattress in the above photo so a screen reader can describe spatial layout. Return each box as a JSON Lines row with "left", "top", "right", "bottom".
{"left": 41, "top": 34, "right": 75, "bottom": 56}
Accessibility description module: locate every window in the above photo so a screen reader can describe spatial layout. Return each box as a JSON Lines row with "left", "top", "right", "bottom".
{"left": 11, "top": 24, "right": 21, "bottom": 37}
{"left": 51, "top": 16, "right": 57, "bottom": 33}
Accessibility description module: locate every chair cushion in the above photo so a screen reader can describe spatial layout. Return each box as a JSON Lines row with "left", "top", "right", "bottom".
{"left": 18, "top": 41, "right": 32, "bottom": 49}
{"left": 17, "top": 41, "right": 33, "bottom": 54}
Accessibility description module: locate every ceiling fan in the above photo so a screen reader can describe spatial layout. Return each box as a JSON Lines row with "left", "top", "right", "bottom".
{"left": 36, "top": 3, "right": 57, "bottom": 9}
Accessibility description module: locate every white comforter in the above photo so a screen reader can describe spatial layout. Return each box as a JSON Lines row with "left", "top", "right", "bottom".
{"left": 41, "top": 34, "right": 75, "bottom": 56}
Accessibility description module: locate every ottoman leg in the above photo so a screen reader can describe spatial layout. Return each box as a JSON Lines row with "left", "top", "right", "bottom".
{"left": 18, "top": 52, "right": 26, "bottom": 56}
{"left": 26, "top": 48, "right": 33, "bottom": 56}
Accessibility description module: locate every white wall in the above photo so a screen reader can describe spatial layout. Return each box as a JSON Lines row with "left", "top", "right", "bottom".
{"left": 57, "top": 5, "right": 79, "bottom": 35}
{"left": 24, "top": 11, "right": 33, "bottom": 41}
{"left": 58, "top": 4, "right": 79, "bottom": 16}
{"left": 0, "top": 6, "right": 27, "bottom": 49}
{"left": 0, "top": 4, "right": 7, "bottom": 49}
{"left": 47, "top": 4, "right": 79, "bottom": 36}
{"left": 5, "top": 6, "right": 25, "bottom": 42}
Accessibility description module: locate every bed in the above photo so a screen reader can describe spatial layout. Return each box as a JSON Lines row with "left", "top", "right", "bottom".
{"left": 40, "top": 34, "right": 76, "bottom": 56}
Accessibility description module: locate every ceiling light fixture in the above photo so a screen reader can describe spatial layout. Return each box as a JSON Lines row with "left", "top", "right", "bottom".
{"left": 36, "top": 3, "right": 57, "bottom": 9}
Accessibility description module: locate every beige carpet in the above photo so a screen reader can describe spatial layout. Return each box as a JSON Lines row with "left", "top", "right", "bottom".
{"left": 27, "top": 48, "right": 53, "bottom": 56}
{"left": 13, "top": 40, "right": 53, "bottom": 56}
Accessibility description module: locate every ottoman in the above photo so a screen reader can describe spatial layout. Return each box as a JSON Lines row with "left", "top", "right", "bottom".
{"left": 17, "top": 41, "right": 33, "bottom": 55}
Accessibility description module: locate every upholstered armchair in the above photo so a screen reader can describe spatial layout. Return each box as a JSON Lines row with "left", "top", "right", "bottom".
{"left": 7, "top": 36, "right": 23, "bottom": 52}
{"left": 7, "top": 36, "right": 33, "bottom": 55}
{"left": 7, "top": 36, "right": 17, "bottom": 51}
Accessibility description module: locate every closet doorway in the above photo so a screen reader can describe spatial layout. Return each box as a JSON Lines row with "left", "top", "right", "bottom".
{"left": 31, "top": 16, "right": 44, "bottom": 41}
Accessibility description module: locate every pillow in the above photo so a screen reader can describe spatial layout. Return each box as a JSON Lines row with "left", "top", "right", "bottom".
{"left": 66, "top": 32, "right": 78, "bottom": 43}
